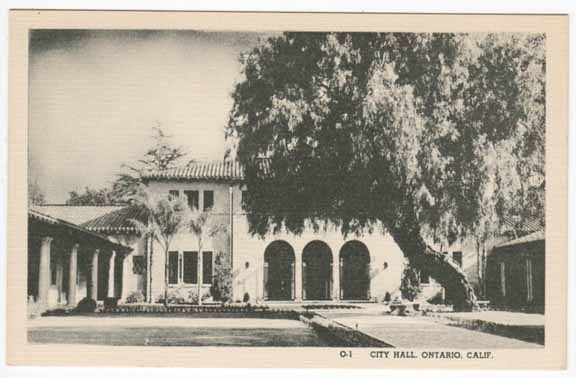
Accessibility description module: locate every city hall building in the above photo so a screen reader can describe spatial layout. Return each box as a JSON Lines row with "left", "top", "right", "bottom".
{"left": 29, "top": 160, "right": 450, "bottom": 310}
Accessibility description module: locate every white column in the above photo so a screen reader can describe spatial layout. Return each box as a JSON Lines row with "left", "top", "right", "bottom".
{"left": 38, "top": 237, "right": 53, "bottom": 309}
{"left": 108, "top": 250, "right": 116, "bottom": 298}
{"left": 294, "top": 252, "right": 302, "bottom": 302}
{"left": 89, "top": 249, "right": 100, "bottom": 300}
{"left": 333, "top": 256, "right": 340, "bottom": 301}
{"left": 68, "top": 244, "right": 79, "bottom": 306}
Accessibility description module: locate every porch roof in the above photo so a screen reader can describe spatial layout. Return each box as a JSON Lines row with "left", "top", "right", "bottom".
{"left": 495, "top": 230, "right": 545, "bottom": 249}
{"left": 80, "top": 205, "right": 147, "bottom": 234}
{"left": 29, "top": 209, "right": 132, "bottom": 252}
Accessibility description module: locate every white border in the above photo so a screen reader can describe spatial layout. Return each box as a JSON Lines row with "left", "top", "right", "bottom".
{"left": 0, "top": 1, "right": 573, "bottom": 378}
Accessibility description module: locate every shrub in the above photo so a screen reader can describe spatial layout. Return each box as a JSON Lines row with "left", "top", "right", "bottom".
{"left": 76, "top": 297, "right": 97, "bottom": 313}
{"left": 104, "top": 297, "right": 119, "bottom": 309}
{"left": 400, "top": 266, "right": 421, "bottom": 302}
{"left": 383, "top": 292, "right": 391, "bottom": 303}
{"left": 210, "top": 251, "right": 232, "bottom": 302}
{"left": 243, "top": 292, "right": 250, "bottom": 303}
{"left": 125, "top": 291, "right": 145, "bottom": 304}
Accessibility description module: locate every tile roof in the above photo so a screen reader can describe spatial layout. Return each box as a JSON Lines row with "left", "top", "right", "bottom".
{"left": 495, "top": 230, "right": 545, "bottom": 249}
{"left": 31, "top": 205, "right": 145, "bottom": 234}
{"left": 81, "top": 206, "right": 147, "bottom": 234}
{"left": 141, "top": 160, "right": 271, "bottom": 182}
{"left": 29, "top": 209, "right": 132, "bottom": 252}
{"left": 31, "top": 205, "right": 124, "bottom": 225}
{"left": 501, "top": 215, "right": 543, "bottom": 234}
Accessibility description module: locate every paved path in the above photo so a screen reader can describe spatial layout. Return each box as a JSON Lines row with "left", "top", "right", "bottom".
{"left": 320, "top": 313, "right": 542, "bottom": 349}
{"left": 439, "top": 311, "right": 544, "bottom": 326}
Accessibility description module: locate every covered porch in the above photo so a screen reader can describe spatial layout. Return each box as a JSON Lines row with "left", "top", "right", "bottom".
{"left": 28, "top": 210, "right": 132, "bottom": 312}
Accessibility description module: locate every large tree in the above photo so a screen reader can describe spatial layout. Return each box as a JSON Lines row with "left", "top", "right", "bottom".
{"left": 227, "top": 32, "right": 544, "bottom": 311}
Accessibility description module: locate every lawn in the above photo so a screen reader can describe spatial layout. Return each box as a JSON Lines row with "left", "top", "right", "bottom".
{"left": 28, "top": 316, "right": 342, "bottom": 347}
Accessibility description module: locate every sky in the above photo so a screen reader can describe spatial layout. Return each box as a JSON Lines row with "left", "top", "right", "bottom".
{"left": 29, "top": 30, "right": 266, "bottom": 203}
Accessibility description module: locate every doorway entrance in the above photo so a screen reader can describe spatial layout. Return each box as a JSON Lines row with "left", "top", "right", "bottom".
{"left": 302, "top": 241, "right": 332, "bottom": 300}
{"left": 263, "top": 241, "right": 295, "bottom": 300}
{"left": 340, "top": 241, "right": 370, "bottom": 300}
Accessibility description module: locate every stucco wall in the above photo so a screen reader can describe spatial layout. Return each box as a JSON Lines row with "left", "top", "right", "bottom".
{"left": 141, "top": 179, "right": 406, "bottom": 303}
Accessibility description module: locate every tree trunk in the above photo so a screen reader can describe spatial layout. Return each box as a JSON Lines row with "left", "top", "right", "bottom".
{"left": 164, "top": 249, "right": 169, "bottom": 307}
{"left": 148, "top": 237, "right": 153, "bottom": 303}
{"left": 389, "top": 217, "right": 478, "bottom": 312}
{"left": 197, "top": 250, "right": 203, "bottom": 305}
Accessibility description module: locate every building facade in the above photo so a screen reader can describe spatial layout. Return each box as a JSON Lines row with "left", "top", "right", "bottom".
{"left": 30, "top": 161, "right": 541, "bottom": 310}
{"left": 485, "top": 231, "right": 545, "bottom": 313}
{"left": 141, "top": 161, "right": 406, "bottom": 303}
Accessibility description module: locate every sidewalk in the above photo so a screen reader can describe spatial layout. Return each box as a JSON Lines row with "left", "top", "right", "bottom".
{"left": 319, "top": 312, "right": 542, "bottom": 349}
{"left": 425, "top": 311, "right": 544, "bottom": 345}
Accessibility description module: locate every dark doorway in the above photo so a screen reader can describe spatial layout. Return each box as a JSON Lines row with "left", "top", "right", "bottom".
{"left": 302, "top": 241, "right": 332, "bottom": 300}
{"left": 340, "top": 241, "right": 370, "bottom": 300}
{"left": 264, "top": 241, "right": 295, "bottom": 301}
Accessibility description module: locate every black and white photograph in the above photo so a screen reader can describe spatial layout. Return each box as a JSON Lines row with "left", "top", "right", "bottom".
{"left": 5, "top": 10, "right": 569, "bottom": 370}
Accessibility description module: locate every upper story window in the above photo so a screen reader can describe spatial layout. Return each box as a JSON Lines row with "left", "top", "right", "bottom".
{"left": 184, "top": 190, "right": 199, "bottom": 210}
{"left": 203, "top": 190, "right": 214, "bottom": 211}
{"left": 452, "top": 251, "right": 463, "bottom": 267}
{"left": 168, "top": 190, "right": 179, "bottom": 201}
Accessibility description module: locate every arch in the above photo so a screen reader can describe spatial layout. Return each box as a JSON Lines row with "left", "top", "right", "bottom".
{"left": 339, "top": 240, "right": 371, "bottom": 300}
{"left": 263, "top": 240, "right": 295, "bottom": 301}
{"left": 302, "top": 240, "right": 333, "bottom": 300}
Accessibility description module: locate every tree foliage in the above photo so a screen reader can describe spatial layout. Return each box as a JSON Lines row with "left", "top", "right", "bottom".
{"left": 66, "top": 186, "right": 118, "bottom": 206}
{"left": 210, "top": 251, "right": 233, "bottom": 303}
{"left": 227, "top": 32, "right": 545, "bottom": 310}
{"left": 400, "top": 266, "right": 421, "bottom": 302}
{"left": 28, "top": 179, "right": 46, "bottom": 205}
{"left": 130, "top": 186, "right": 192, "bottom": 305}
{"left": 64, "top": 125, "right": 190, "bottom": 206}
{"left": 112, "top": 125, "right": 189, "bottom": 201}
{"left": 186, "top": 209, "right": 226, "bottom": 305}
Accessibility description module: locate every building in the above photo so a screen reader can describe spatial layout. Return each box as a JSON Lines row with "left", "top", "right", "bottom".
{"left": 141, "top": 161, "right": 407, "bottom": 303}
{"left": 485, "top": 230, "right": 545, "bottom": 313}
{"left": 28, "top": 208, "right": 132, "bottom": 311}
{"left": 29, "top": 161, "right": 410, "bottom": 309}
{"left": 28, "top": 160, "right": 544, "bottom": 310}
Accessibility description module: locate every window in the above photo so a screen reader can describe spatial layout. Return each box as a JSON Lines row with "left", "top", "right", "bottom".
{"left": 203, "top": 251, "right": 213, "bottom": 284}
{"left": 241, "top": 190, "right": 249, "bottom": 208}
{"left": 168, "top": 251, "right": 179, "bottom": 284}
{"left": 203, "top": 190, "right": 214, "bottom": 210}
{"left": 452, "top": 251, "right": 463, "bottom": 267}
{"left": 168, "top": 190, "right": 179, "bottom": 201}
{"left": 132, "top": 255, "right": 146, "bottom": 275}
{"left": 184, "top": 190, "right": 199, "bottom": 210}
{"left": 420, "top": 268, "right": 430, "bottom": 284}
{"left": 183, "top": 251, "right": 198, "bottom": 284}
{"left": 526, "top": 258, "right": 534, "bottom": 302}
{"left": 499, "top": 261, "right": 507, "bottom": 297}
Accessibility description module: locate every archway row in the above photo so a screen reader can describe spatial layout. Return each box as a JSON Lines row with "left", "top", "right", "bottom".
{"left": 263, "top": 240, "right": 371, "bottom": 301}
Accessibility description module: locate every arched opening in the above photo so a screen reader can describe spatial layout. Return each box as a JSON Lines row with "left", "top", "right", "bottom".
{"left": 302, "top": 241, "right": 333, "bottom": 300}
{"left": 263, "top": 241, "right": 295, "bottom": 301}
{"left": 340, "top": 241, "right": 370, "bottom": 300}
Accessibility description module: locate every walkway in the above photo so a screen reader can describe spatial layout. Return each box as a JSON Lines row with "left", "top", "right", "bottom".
{"left": 320, "top": 312, "right": 542, "bottom": 349}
